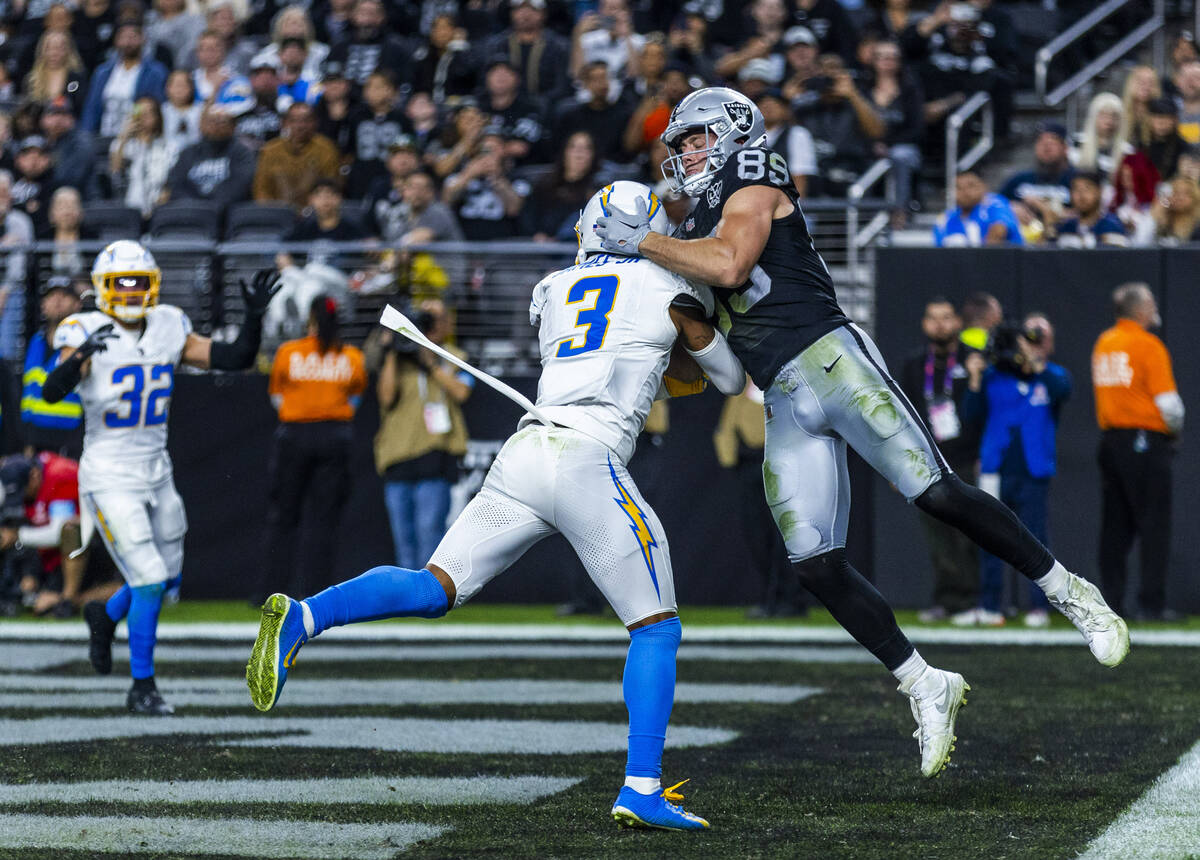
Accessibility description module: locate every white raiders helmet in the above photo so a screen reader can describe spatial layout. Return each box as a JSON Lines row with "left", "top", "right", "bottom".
{"left": 574, "top": 181, "right": 670, "bottom": 263}
{"left": 660, "top": 87, "right": 767, "bottom": 197}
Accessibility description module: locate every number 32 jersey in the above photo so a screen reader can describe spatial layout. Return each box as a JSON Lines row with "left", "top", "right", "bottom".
{"left": 678, "top": 145, "right": 849, "bottom": 391}
{"left": 53, "top": 305, "right": 191, "bottom": 489}
{"left": 526, "top": 254, "right": 714, "bottom": 464}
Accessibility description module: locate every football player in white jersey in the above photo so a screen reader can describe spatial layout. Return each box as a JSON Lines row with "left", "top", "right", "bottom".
{"left": 246, "top": 181, "right": 746, "bottom": 830}
{"left": 42, "top": 240, "right": 278, "bottom": 715}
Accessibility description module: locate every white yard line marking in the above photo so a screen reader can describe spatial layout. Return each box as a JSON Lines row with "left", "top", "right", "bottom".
{"left": 0, "top": 814, "right": 444, "bottom": 859}
{"left": 0, "top": 675, "right": 822, "bottom": 708}
{"left": 1076, "top": 739, "right": 1200, "bottom": 860}
{"left": 0, "top": 641, "right": 874, "bottom": 671}
{"left": 0, "top": 715, "right": 738, "bottom": 753}
{"left": 2, "top": 622, "right": 1196, "bottom": 645}
{"left": 0, "top": 775, "right": 581, "bottom": 807}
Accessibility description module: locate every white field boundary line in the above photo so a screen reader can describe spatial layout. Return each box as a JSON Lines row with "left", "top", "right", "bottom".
{"left": 1, "top": 622, "right": 1198, "bottom": 646}
{"left": 1076, "top": 739, "right": 1200, "bottom": 860}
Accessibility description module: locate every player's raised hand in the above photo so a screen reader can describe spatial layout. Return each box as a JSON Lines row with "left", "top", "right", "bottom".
{"left": 595, "top": 196, "right": 651, "bottom": 254}
{"left": 240, "top": 268, "right": 282, "bottom": 315}
{"left": 76, "top": 322, "right": 118, "bottom": 359}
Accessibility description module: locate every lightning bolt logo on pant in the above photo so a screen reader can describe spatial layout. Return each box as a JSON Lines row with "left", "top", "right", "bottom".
{"left": 608, "top": 455, "right": 660, "bottom": 598}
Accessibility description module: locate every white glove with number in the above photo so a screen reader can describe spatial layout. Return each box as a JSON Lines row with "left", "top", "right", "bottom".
{"left": 594, "top": 196, "right": 652, "bottom": 254}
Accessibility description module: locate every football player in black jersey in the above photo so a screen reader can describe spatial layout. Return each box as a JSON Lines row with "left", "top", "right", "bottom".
{"left": 596, "top": 86, "right": 1129, "bottom": 779}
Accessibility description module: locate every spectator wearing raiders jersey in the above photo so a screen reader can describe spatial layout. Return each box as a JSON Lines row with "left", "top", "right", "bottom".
{"left": 551, "top": 60, "right": 632, "bottom": 162}
{"left": 790, "top": 0, "right": 859, "bottom": 63}
{"left": 478, "top": 56, "right": 545, "bottom": 165}
{"left": 713, "top": 0, "right": 789, "bottom": 85}
{"left": 442, "top": 130, "right": 530, "bottom": 240}
{"left": 792, "top": 54, "right": 883, "bottom": 196}
{"left": 11, "top": 137, "right": 55, "bottom": 233}
{"left": 235, "top": 55, "right": 285, "bottom": 152}
{"left": 164, "top": 105, "right": 256, "bottom": 214}
{"left": 325, "top": 0, "right": 411, "bottom": 87}
{"left": 346, "top": 71, "right": 412, "bottom": 199}
{"left": 485, "top": 0, "right": 569, "bottom": 101}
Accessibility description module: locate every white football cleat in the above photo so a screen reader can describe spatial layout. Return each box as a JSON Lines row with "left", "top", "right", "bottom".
{"left": 901, "top": 667, "right": 969, "bottom": 779}
{"left": 1047, "top": 573, "right": 1130, "bottom": 667}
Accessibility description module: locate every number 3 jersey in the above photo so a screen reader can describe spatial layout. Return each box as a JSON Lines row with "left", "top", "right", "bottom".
{"left": 678, "top": 145, "right": 849, "bottom": 391}
{"left": 53, "top": 305, "right": 191, "bottom": 489}
{"left": 525, "top": 254, "right": 714, "bottom": 464}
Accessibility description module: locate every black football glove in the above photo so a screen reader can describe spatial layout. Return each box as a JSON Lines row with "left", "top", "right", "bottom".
{"left": 75, "top": 322, "right": 118, "bottom": 359}
{"left": 239, "top": 268, "right": 281, "bottom": 316}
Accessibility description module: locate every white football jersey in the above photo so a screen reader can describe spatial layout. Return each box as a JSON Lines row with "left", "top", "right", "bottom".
{"left": 53, "top": 305, "right": 192, "bottom": 490}
{"left": 524, "top": 253, "right": 714, "bottom": 464}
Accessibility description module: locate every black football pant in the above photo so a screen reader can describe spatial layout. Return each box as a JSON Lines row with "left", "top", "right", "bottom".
{"left": 1097, "top": 429, "right": 1174, "bottom": 615}
{"left": 259, "top": 421, "right": 353, "bottom": 601}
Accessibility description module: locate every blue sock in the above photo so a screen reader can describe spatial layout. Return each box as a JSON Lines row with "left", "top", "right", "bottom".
{"left": 623, "top": 616, "right": 682, "bottom": 780}
{"left": 303, "top": 566, "right": 449, "bottom": 637}
{"left": 127, "top": 583, "right": 165, "bottom": 680}
{"left": 105, "top": 584, "right": 132, "bottom": 623}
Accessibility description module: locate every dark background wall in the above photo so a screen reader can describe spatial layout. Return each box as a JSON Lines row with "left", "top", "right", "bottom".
{"left": 873, "top": 247, "right": 1197, "bottom": 613}
{"left": 169, "top": 247, "right": 1194, "bottom": 610}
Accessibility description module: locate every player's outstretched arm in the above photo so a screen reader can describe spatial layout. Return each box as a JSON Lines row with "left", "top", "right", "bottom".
{"left": 602, "top": 185, "right": 779, "bottom": 289}
{"left": 669, "top": 304, "right": 745, "bottom": 395}
{"left": 183, "top": 269, "right": 281, "bottom": 371}
{"left": 41, "top": 324, "right": 116, "bottom": 402}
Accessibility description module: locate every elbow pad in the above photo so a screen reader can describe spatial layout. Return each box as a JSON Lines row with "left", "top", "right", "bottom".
{"left": 210, "top": 312, "right": 263, "bottom": 371}
{"left": 42, "top": 352, "right": 87, "bottom": 403}
{"left": 687, "top": 335, "right": 745, "bottom": 395}
{"left": 1155, "top": 391, "right": 1185, "bottom": 435}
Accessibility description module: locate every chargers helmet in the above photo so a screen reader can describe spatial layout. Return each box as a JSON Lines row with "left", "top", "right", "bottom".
{"left": 574, "top": 181, "right": 670, "bottom": 263}
{"left": 660, "top": 87, "right": 767, "bottom": 197}
{"left": 91, "top": 240, "right": 161, "bottom": 322}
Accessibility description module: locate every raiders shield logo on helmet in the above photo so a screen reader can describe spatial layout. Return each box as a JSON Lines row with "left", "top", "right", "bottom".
{"left": 723, "top": 101, "right": 753, "bottom": 133}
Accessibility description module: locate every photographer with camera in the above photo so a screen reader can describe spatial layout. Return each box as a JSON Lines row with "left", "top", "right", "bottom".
{"left": 375, "top": 299, "right": 471, "bottom": 570}
{"left": 255, "top": 295, "right": 366, "bottom": 603}
{"left": 957, "top": 314, "right": 1071, "bottom": 627}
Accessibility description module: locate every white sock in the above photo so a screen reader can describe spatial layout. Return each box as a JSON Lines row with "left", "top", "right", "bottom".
{"left": 299, "top": 600, "right": 315, "bottom": 637}
{"left": 893, "top": 650, "right": 930, "bottom": 691}
{"left": 624, "top": 776, "right": 661, "bottom": 795}
{"left": 1035, "top": 562, "right": 1071, "bottom": 601}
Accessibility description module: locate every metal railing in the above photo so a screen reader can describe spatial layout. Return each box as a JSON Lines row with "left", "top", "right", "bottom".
{"left": 945, "top": 92, "right": 995, "bottom": 212}
{"left": 847, "top": 158, "right": 895, "bottom": 286}
{"left": 1035, "top": 0, "right": 1166, "bottom": 130}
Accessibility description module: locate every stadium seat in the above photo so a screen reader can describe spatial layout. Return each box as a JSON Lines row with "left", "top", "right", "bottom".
{"left": 83, "top": 203, "right": 143, "bottom": 241}
{"left": 225, "top": 203, "right": 296, "bottom": 240}
{"left": 148, "top": 200, "right": 221, "bottom": 239}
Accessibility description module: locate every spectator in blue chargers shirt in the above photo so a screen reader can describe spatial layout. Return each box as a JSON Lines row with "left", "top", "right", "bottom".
{"left": 934, "top": 171, "right": 1023, "bottom": 246}
{"left": 1051, "top": 172, "right": 1129, "bottom": 247}
{"left": 959, "top": 313, "right": 1072, "bottom": 628}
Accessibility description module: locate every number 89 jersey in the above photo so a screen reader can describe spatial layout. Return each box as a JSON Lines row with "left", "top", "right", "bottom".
{"left": 525, "top": 254, "right": 713, "bottom": 465}
{"left": 677, "top": 145, "right": 849, "bottom": 392}
{"left": 53, "top": 305, "right": 191, "bottom": 488}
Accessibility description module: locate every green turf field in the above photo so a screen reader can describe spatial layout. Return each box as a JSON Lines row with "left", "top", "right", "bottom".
{"left": 1, "top": 610, "right": 1197, "bottom": 859}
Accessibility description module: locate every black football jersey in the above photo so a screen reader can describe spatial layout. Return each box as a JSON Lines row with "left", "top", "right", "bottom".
{"left": 677, "top": 146, "right": 849, "bottom": 390}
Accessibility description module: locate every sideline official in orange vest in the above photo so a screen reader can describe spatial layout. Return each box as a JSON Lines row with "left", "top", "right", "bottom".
{"left": 1091, "top": 282, "right": 1184, "bottom": 621}
{"left": 256, "top": 295, "right": 366, "bottom": 601}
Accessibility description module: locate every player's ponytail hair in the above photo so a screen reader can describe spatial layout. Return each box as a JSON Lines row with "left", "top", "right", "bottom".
{"left": 309, "top": 294, "right": 342, "bottom": 354}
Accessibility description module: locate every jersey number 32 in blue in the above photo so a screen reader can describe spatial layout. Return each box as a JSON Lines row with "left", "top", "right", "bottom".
{"left": 557, "top": 275, "right": 618, "bottom": 358}
{"left": 105, "top": 364, "right": 175, "bottom": 428}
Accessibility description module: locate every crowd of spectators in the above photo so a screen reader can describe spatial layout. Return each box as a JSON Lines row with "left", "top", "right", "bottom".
{"left": 0, "top": 0, "right": 1045, "bottom": 264}
{"left": 935, "top": 36, "right": 1200, "bottom": 249}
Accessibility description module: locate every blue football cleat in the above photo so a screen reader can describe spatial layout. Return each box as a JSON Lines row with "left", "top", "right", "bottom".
{"left": 611, "top": 780, "right": 710, "bottom": 830}
{"left": 246, "top": 593, "right": 307, "bottom": 712}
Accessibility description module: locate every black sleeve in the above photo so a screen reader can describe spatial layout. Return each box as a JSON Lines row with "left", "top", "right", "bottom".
{"left": 42, "top": 350, "right": 87, "bottom": 403}
{"left": 209, "top": 313, "right": 263, "bottom": 371}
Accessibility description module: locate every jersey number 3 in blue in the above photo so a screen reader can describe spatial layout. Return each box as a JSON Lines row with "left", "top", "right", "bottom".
{"left": 557, "top": 275, "right": 618, "bottom": 358}
{"left": 105, "top": 364, "right": 175, "bottom": 428}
